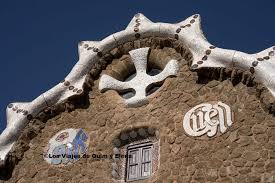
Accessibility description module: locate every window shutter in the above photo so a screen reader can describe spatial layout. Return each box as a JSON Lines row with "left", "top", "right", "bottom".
{"left": 128, "top": 149, "right": 139, "bottom": 179}
{"left": 141, "top": 147, "right": 152, "bottom": 177}
{"left": 127, "top": 143, "right": 153, "bottom": 181}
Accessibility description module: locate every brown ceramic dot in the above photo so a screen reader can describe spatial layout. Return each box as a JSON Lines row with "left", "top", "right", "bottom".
{"left": 205, "top": 50, "right": 211, "bottom": 55}
{"left": 135, "top": 33, "right": 141, "bottom": 39}
{"left": 69, "top": 86, "right": 74, "bottom": 90}
{"left": 264, "top": 56, "right": 270, "bottom": 60}
{"left": 64, "top": 81, "right": 70, "bottom": 86}
{"left": 77, "top": 89, "right": 83, "bottom": 94}
{"left": 176, "top": 28, "right": 181, "bottom": 33}
{"left": 269, "top": 51, "right": 274, "bottom": 56}
{"left": 73, "top": 88, "right": 78, "bottom": 92}
{"left": 193, "top": 14, "right": 199, "bottom": 19}
{"left": 60, "top": 79, "right": 65, "bottom": 83}
{"left": 134, "top": 28, "right": 139, "bottom": 32}
{"left": 8, "top": 104, "right": 13, "bottom": 108}
{"left": 27, "top": 114, "right": 33, "bottom": 120}
{"left": 84, "top": 44, "right": 88, "bottom": 48}
{"left": 197, "top": 61, "right": 203, "bottom": 64}
{"left": 174, "top": 34, "right": 179, "bottom": 40}
{"left": 190, "top": 19, "right": 195, "bottom": 24}
{"left": 202, "top": 56, "right": 208, "bottom": 60}
{"left": 191, "top": 64, "right": 198, "bottom": 70}
{"left": 257, "top": 58, "right": 264, "bottom": 61}
{"left": 23, "top": 111, "right": 28, "bottom": 115}
{"left": 12, "top": 106, "right": 18, "bottom": 111}
{"left": 209, "top": 46, "right": 216, "bottom": 49}
{"left": 252, "top": 61, "right": 258, "bottom": 67}
{"left": 135, "top": 19, "right": 140, "bottom": 23}
{"left": 186, "top": 24, "right": 191, "bottom": 27}
{"left": 97, "top": 51, "right": 103, "bottom": 57}
{"left": 135, "top": 23, "right": 140, "bottom": 27}
{"left": 93, "top": 48, "right": 99, "bottom": 52}
{"left": 180, "top": 25, "right": 186, "bottom": 28}
{"left": 250, "top": 67, "right": 255, "bottom": 73}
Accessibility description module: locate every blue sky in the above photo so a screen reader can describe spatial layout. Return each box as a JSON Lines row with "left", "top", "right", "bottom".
{"left": 0, "top": 0, "right": 275, "bottom": 132}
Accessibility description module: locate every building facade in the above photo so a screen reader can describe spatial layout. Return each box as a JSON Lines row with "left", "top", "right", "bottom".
{"left": 0, "top": 14, "right": 275, "bottom": 183}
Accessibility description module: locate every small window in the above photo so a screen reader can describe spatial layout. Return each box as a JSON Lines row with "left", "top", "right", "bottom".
{"left": 126, "top": 143, "right": 153, "bottom": 181}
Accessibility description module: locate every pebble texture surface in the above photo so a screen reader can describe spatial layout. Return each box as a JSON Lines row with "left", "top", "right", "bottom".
{"left": 1, "top": 39, "right": 275, "bottom": 182}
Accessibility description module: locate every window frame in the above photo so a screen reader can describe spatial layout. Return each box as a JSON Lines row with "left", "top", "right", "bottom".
{"left": 126, "top": 142, "right": 153, "bottom": 182}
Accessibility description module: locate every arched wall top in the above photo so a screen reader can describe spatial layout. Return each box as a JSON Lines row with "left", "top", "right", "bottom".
{"left": 1, "top": 13, "right": 275, "bottom": 162}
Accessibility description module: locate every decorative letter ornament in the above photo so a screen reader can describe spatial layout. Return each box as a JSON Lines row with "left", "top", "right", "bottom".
{"left": 183, "top": 102, "right": 233, "bottom": 137}
{"left": 99, "top": 47, "right": 179, "bottom": 107}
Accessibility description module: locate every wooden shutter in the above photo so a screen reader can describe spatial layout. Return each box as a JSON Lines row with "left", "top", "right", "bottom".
{"left": 127, "top": 143, "right": 153, "bottom": 181}
{"left": 141, "top": 147, "right": 152, "bottom": 177}
{"left": 128, "top": 149, "right": 139, "bottom": 179}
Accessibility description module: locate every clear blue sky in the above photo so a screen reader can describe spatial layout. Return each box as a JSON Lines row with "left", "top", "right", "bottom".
{"left": 0, "top": 0, "right": 275, "bottom": 132}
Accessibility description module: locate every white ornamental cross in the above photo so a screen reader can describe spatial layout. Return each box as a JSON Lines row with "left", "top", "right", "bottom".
{"left": 99, "top": 47, "right": 179, "bottom": 107}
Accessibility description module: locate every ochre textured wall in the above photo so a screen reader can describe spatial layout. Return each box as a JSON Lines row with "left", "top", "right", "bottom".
{"left": 3, "top": 38, "right": 275, "bottom": 183}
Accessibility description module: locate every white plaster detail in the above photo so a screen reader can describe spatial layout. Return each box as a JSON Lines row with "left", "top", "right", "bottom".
{"left": 99, "top": 47, "right": 179, "bottom": 107}
{"left": 1, "top": 13, "right": 275, "bottom": 161}
{"left": 183, "top": 101, "right": 233, "bottom": 137}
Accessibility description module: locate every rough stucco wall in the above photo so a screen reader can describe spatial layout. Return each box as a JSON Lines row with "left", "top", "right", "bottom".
{"left": 2, "top": 39, "right": 275, "bottom": 183}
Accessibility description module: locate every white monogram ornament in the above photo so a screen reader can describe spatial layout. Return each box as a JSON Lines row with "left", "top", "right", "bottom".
{"left": 183, "top": 101, "right": 233, "bottom": 137}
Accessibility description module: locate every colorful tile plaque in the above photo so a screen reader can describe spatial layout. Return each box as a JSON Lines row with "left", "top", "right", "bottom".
{"left": 44, "top": 128, "right": 89, "bottom": 165}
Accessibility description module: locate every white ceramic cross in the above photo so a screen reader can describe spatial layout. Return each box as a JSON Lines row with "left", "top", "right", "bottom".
{"left": 99, "top": 47, "right": 179, "bottom": 107}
